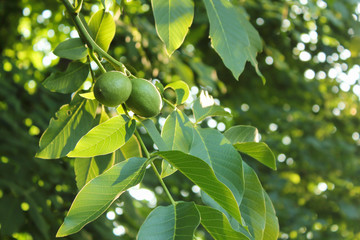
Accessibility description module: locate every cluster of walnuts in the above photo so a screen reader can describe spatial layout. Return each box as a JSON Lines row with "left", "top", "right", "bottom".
{"left": 94, "top": 71, "right": 162, "bottom": 117}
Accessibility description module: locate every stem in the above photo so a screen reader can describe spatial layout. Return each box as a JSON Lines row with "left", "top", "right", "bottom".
{"left": 62, "top": 0, "right": 76, "bottom": 13}
{"left": 151, "top": 162, "right": 176, "bottom": 205}
{"left": 121, "top": 103, "right": 129, "bottom": 116}
{"left": 163, "top": 98, "right": 176, "bottom": 110}
{"left": 134, "top": 130, "right": 150, "bottom": 159}
{"left": 134, "top": 130, "right": 176, "bottom": 205}
{"left": 61, "top": 0, "right": 126, "bottom": 73}
{"left": 88, "top": 56, "right": 96, "bottom": 82}
{"left": 89, "top": 50, "right": 106, "bottom": 74}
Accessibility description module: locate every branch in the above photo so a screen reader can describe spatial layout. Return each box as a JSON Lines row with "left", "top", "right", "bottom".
{"left": 61, "top": 0, "right": 126, "bottom": 73}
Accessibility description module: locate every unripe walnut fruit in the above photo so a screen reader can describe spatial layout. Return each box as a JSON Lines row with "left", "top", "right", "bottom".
{"left": 93, "top": 71, "right": 132, "bottom": 107}
{"left": 126, "top": 78, "right": 162, "bottom": 118}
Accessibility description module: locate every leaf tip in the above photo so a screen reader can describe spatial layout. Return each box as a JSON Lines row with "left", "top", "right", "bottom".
{"left": 66, "top": 150, "right": 77, "bottom": 158}
{"left": 165, "top": 47, "right": 175, "bottom": 57}
{"left": 34, "top": 151, "right": 47, "bottom": 159}
{"left": 233, "top": 72, "right": 241, "bottom": 81}
{"left": 261, "top": 75, "right": 266, "bottom": 85}
{"left": 56, "top": 226, "right": 66, "bottom": 238}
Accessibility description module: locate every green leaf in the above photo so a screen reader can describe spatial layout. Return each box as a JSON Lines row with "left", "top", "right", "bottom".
{"left": 154, "top": 81, "right": 164, "bottom": 95}
{"left": 142, "top": 119, "right": 169, "bottom": 151}
{"left": 74, "top": 153, "right": 114, "bottom": 190}
{"left": 263, "top": 191, "right": 279, "bottom": 240}
{"left": 189, "top": 127, "right": 247, "bottom": 233}
{"left": 196, "top": 205, "right": 250, "bottom": 240}
{"left": 203, "top": 0, "right": 249, "bottom": 79}
{"left": 165, "top": 81, "right": 190, "bottom": 105}
{"left": 192, "top": 95, "right": 231, "bottom": 123}
{"left": 99, "top": 106, "right": 110, "bottom": 123}
{"left": 100, "top": 0, "right": 106, "bottom": 8}
{"left": 161, "top": 110, "right": 193, "bottom": 153}
{"left": 116, "top": 104, "right": 125, "bottom": 115}
{"left": 161, "top": 110, "right": 194, "bottom": 177}
{"left": 68, "top": 115, "right": 136, "bottom": 158}
{"left": 53, "top": 38, "right": 88, "bottom": 60}
{"left": 74, "top": 135, "right": 141, "bottom": 190}
{"left": 155, "top": 151, "right": 242, "bottom": 224}
{"left": 236, "top": 7, "right": 265, "bottom": 84}
{"left": 190, "top": 128, "right": 244, "bottom": 204}
{"left": 160, "top": 160, "right": 177, "bottom": 179}
{"left": 42, "top": 61, "right": 89, "bottom": 94}
{"left": 234, "top": 142, "right": 276, "bottom": 170}
{"left": 36, "top": 97, "right": 97, "bottom": 159}
{"left": 151, "top": 0, "right": 194, "bottom": 55}
{"left": 88, "top": 9, "right": 116, "bottom": 52}
{"left": 200, "top": 192, "right": 254, "bottom": 239}
{"left": 113, "top": 135, "right": 142, "bottom": 164}
{"left": 140, "top": 118, "right": 174, "bottom": 178}
{"left": 79, "top": 92, "right": 95, "bottom": 100}
{"left": 56, "top": 157, "right": 147, "bottom": 237}
{"left": 225, "top": 126, "right": 276, "bottom": 170}
{"left": 137, "top": 202, "right": 200, "bottom": 239}
{"left": 224, "top": 125, "right": 258, "bottom": 143}
{"left": 240, "top": 163, "right": 266, "bottom": 240}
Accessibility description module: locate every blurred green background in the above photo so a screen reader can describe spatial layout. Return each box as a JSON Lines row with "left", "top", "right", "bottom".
{"left": 0, "top": 0, "right": 359, "bottom": 239}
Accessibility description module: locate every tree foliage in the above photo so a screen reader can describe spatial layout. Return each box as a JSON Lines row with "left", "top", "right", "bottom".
{"left": 0, "top": 0, "right": 359, "bottom": 239}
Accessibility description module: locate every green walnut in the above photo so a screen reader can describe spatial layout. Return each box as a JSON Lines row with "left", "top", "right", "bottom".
{"left": 93, "top": 71, "right": 132, "bottom": 107}
{"left": 126, "top": 78, "right": 162, "bottom": 117}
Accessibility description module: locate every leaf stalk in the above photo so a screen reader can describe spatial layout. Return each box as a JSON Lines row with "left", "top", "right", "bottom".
{"left": 134, "top": 130, "right": 176, "bottom": 205}
{"left": 163, "top": 98, "right": 176, "bottom": 110}
{"left": 89, "top": 49, "right": 106, "bottom": 74}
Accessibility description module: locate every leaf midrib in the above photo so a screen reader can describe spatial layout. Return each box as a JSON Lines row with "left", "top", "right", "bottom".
{"left": 71, "top": 118, "right": 131, "bottom": 156}
{"left": 168, "top": 0, "right": 171, "bottom": 47}
{"left": 93, "top": 10, "right": 106, "bottom": 46}
{"left": 207, "top": 0, "right": 234, "bottom": 63}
